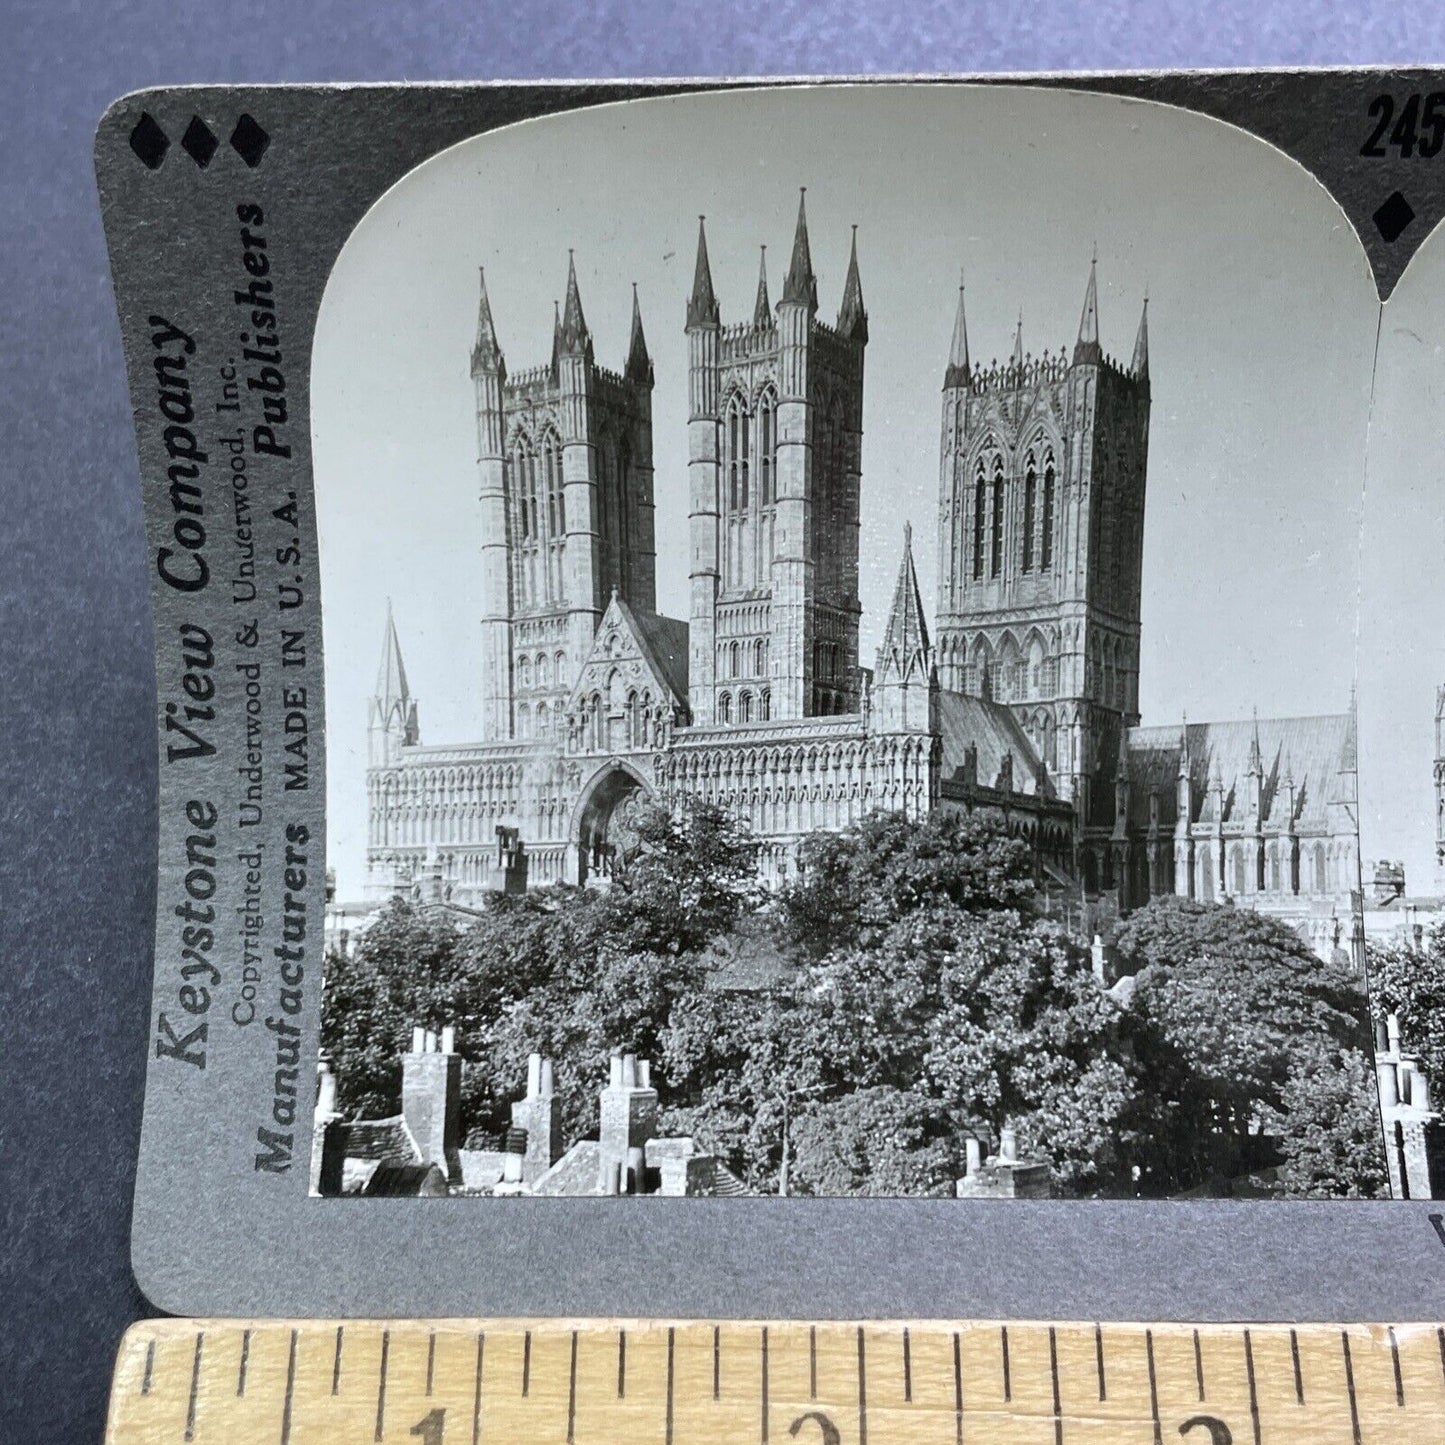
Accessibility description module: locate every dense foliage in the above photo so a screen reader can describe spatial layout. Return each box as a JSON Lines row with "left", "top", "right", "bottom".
{"left": 322, "top": 802, "right": 1386, "bottom": 1198}
{"left": 1367, "top": 925, "right": 1445, "bottom": 1089}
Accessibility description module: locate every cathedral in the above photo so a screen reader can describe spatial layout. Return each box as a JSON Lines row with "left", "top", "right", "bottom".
{"left": 361, "top": 194, "right": 1363, "bottom": 961}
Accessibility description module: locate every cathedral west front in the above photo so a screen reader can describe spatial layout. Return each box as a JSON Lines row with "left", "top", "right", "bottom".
{"left": 361, "top": 193, "right": 1364, "bottom": 962}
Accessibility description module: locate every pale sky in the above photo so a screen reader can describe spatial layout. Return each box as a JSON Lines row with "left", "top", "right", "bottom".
{"left": 312, "top": 83, "right": 1421, "bottom": 901}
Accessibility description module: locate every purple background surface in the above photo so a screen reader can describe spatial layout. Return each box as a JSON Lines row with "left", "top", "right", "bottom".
{"left": 4, "top": 3, "right": 1444, "bottom": 1440}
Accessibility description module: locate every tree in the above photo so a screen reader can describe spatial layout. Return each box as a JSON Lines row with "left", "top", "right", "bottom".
{"left": 788, "top": 1087, "right": 959, "bottom": 1197}
{"left": 1114, "top": 897, "right": 1374, "bottom": 1195}
{"left": 1274, "top": 1043, "right": 1389, "bottom": 1199}
{"left": 780, "top": 810, "right": 1035, "bottom": 959}
{"left": 1367, "top": 928, "right": 1445, "bottom": 1089}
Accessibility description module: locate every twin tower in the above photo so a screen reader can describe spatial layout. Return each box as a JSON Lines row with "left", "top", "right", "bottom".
{"left": 468, "top": 190, "right": 1151, "bottom": 820}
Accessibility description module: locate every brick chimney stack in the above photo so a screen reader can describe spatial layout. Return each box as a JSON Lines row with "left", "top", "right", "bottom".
{"left": 510, "top": 1051, "right": 562, "bottom": 1183}
{"left": 402, "top": 1024, "right": 462, "bottom": 1185}
{"left": 598, "top": 1048, "right": 658, "bottom": 1194}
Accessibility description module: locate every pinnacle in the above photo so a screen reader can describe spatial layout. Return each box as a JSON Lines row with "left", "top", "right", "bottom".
{"left": 753, "top": 245, "right": 771, "bottom": 327}
{"left": 837, "top": 224, "right": 867, "bottom": 342}
{"left": 781, "top": 188, "right": 817, "bottom": 311}
{"left": 1074, "top": 255, "right": 1101, "bottom": 365}
{"left": 687, "top": 215, "right": 720, "bottom": 329}
{"left": 944, "top": 269, "right": 970, "bottom": 388}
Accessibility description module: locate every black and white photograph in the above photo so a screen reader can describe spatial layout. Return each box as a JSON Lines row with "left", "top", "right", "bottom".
{"left": 308, "top": 83, "right": 1432, "bottom": 1203}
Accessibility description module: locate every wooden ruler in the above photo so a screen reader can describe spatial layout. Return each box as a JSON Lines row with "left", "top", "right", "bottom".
{"left": 106, "top": 1319, "right": 1445, "bottom": 1444}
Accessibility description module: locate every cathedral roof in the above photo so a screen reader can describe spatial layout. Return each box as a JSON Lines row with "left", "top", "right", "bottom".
{"left": 781, "top": 189, "right": 818, "bottom": 311}
{"left": 687, "top": 216, "right": 720, "bottom": 329}
{"left": 837, "top": 226, "right": 867, "bottom": 342}
{"left": 565, "top": 594, "right": 690, "bottom": 715}
{"left": 1126, "top": 712, "right": 1356, "bottom": 834}
{"left": 876, "top": 524, "right": 930, "bottom": 682}
{"left": 936, "top": 691, "right": 1046, "bottom": 795}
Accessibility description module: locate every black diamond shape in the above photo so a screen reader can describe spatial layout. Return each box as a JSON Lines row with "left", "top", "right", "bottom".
{"left": 180, "top": 115, "right": 218, "bottom": 168}
{"left": 1374, "top": 190, "right": 1417, "bottom": 244}
{"left": 128, "top": 113, "right": 169, "bottom": 170}
{"left": 229, "top": 114, "right": 270, "bottom": 168}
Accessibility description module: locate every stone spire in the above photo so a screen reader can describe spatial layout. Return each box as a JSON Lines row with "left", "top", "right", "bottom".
{"left": 1177, "top": 714, "right": 1191, "bottom": 777}
{"left": 1131, "top": 293, "right": 1150, "bottom": 382}
{"left": 625, "top": 283, "right": 652, "bottom": 383}
{"left": 371, "top": 601, "right": 419, "bottom": 761}
{"left": 470, "top": 267, "right": 504, "bottom": 376}
{"left": 837, "top": 225, "right": 867, "bottom": 342}
{"left": 752, "top": 245, "right": 771, "bottom": 327}
{"left": 560, "top": 251, "right": 591, "bottom": 356}
{"left": 686, "top": 216, "right": 720, "bottom": 329}
{"left": 1247, "top": 708, "right": 1264, "bottom": 776}
{"left": 877, "top": 522, "right": 931, "bottom": 678}
{"left": 944, "top": 270, "right": 970, "bottom": 388}
{"left": 549, "top": 299, "right": 562, "bottom": 380}
{"left": 1074, "top": 253, "right": 1102, "bottom": 365}
{"left": 781, "top": 188, "right": 817, "bottom": 312}
{"left": 1011, "top": 311, "right": 1024, "bottom": 369}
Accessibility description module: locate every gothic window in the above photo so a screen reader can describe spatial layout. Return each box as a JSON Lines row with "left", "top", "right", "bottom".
{"left": 1198, "top": 845, "right": 1214, "bottom": 902}
{"left": 990, "top": 455, "right": 1005, "bottom": 579}
{"left": 718, "top": 691, "right": 732, "bottom": 725}
{"left": 757, "top": 388, "right": 776, "bottom": 507}
{"left": 730, "top": 639, "right": 741, "bottom": 679}
{"left": 726, "top": 393, "right": 750, "bottom": 512}
{"left": 554, "top": 651, "right": 567, "bottom": 688}
{"left": 518, "top": 656, "right": 532, "bottom": 689}
{"left": 972, "top": 460, "right": 986, "bottom": 581}
{"left": 542, "top": 429, "right": 563, "bottom": 541}
{"left": 517, "top": 702, "right": 532, "bottom": 741}
{"left": 1022, "top": 453, "right": 1037, "bottom": 573}
{"left": 1313, "top": 842, "right": 1327, "bottom": 892}
{"left": 1232, "top": 846, "right": 1246, "bottom": 896}
{"left": 760, "top": 688, "right": 771, "bottom": 722}
{"left": 754, "top": 638, "right": 767, "bottom": 676}
{"left": 1269, "top": 844, "right": 1280, "bottom": 893}
{"left": 537, "top": 654, "right": 550, "bottom": 688}
{"left": 739, "top": 691, "right": 753, "bottom": 724}
{"left": 537, "top": 705, "right": 552, "bottom": 740}
{"left": 1041, "top": 453, "right": 1056, "bottom": 571}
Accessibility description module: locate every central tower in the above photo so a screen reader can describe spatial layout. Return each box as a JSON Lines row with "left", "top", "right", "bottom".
{"left": 686, "top": 194, "right": 868, "bottom": 725}
{"left": 934, "top": 262, "right": 1150, "bottom": 824}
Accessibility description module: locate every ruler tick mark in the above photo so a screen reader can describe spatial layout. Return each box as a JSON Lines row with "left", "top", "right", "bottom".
{"left": 376, "top": 1328, "right": 391, "bottom": 1442}
{"left": 618, "top": 1328, "right": 626, "bottom": 1398}
{"left": 1290, "top": 1329, "right": 1304, "bottom": 1405}
{"left": 666, "top": 1327, "right": 676, "bottom": 1445}
{"left": 952, "top": 1331, "right": 963, "bottom": 1445}
{"left": 857, "top": 1327, "right": 868, "bottom": 1445}
{"left": 810, "top": 1325, "right": 817, "bottom": 1399}
{"left": 184, "top": 1331, "right": 204, "bottom": 1443}
{"left": 141, "top": 1338, "right": 155, "bottom": 1396}
{"left": 471, "top": 1332, "right": 485, "bottom": 1445}
{"left": 1049, "top": 1327, "right": 1063, "bottom": 1445}
{"left": 1437, "top": 1325, "right": 1445, "bottom": 1386}
{"left": 903, "top": 1327, "right": 912, "bottom": 1402}
{"left": 1094, "top": 1323, "right": 1106, "bottom": 1402}
{"left": 761, "top": 1326, "right": 770, "bottom": 1444}
{"left": 1389, "top": 1326, "right": 1405, "bottom": 1406}
{"left": 567, "top": 1329, "right": 579, "bottom": 1444}
{"left": 1146, "top": 1329, "right": 1162, "bottom": 1445}
{"left": 280, "top": 1328, "right": 299, "bottom": 1445}
{"left": 522, "top": 1331, "right": 531, "bottom": 1396}
{"left": 1243, "top": 1329, "right": 1260, "bottom": 1445}
{"left": 714, "top": 1325, "right": 721, "bottom": 1401}
{"left": 1341, "top": 1331, "right": 1363, "bottom": 1445}
{"left": 1193, "top": 1328, "right": 1205, "bottom": 1401}
{"left": 426, "top": 1330, "right": 436, "bottom": 1397}
{"left": 333, "top": 1325, "right": 344, "bottom": 1395}
{"left": 237, "top": 1328, "right": 251, "bottom": 1396}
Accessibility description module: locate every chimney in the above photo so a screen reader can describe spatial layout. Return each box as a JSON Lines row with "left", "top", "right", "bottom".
{"left": 599, "top": 1045, "right": 659, "bottom": 1195}
{"left": 402, "top": 1022, "right": 462, "bottom": 1185}
{"left": 510, "top": 1053, "right": 562, "bottom": 1183}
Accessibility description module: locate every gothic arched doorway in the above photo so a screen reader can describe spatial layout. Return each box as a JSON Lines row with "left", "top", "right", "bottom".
{"left": 573, "top": 765, "right": 650, "bottom": 887}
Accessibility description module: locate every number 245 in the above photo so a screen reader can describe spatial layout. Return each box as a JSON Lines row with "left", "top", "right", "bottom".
{"left": 1362, "top": 93, "right": 1445, "bottom": 159}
